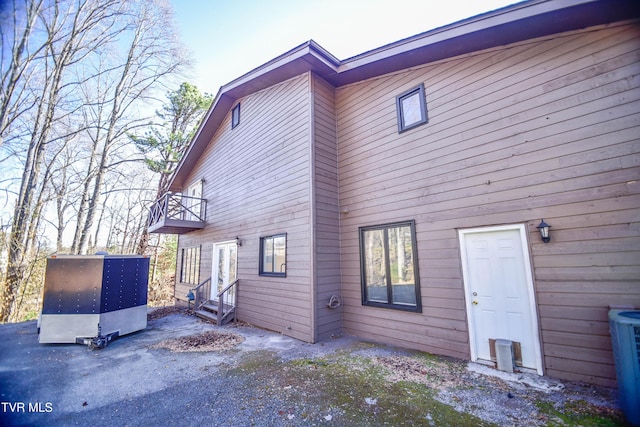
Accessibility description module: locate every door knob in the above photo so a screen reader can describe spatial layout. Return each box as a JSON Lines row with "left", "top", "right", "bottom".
{"left": 472, "top": 300, "right": 478, "bottom": 305}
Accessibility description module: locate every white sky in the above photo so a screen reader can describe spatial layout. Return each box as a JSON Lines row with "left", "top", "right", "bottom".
{"left": 169, "top": 0, "right": 524, "bottom": 96}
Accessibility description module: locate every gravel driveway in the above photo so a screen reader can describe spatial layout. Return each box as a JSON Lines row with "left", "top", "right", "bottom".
{"left": 0, "top": 309, "right": 625, "bottom": 426}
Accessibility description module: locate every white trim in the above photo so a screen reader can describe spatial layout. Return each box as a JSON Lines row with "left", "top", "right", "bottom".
{"left": 211, "top": 240, "right": 238, "bottom": 301}
{"left": 458, "top": 224, "right": 544, "bottom": 375}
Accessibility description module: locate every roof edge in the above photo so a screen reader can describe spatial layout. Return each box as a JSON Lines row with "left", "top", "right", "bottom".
{"left": 167, "top": 0, "right": 640, "bottom": 192}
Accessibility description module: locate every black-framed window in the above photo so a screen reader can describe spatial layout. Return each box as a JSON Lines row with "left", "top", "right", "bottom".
{"left": 259, "top": 233, "right": 286, "bottom": 277}
{"left": 231, "top": 103, "right": 241, "bottom": 129}
{"left": 359, "top": 220, "right": 421, "bottom": 312}
{"left": 180, "top": 246, "right": 201, "bottom": 285}
{"left": 396, "top": 83, "right": 428, "bottom": 133}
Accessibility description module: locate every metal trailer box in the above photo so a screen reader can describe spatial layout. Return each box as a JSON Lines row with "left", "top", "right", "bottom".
{"left": 38, "top": 254, "right": 150, "bottom": 347}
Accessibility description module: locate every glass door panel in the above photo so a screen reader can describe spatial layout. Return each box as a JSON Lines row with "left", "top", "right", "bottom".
{"left": 212, "top": 241, "right": 237, "bottom": 305}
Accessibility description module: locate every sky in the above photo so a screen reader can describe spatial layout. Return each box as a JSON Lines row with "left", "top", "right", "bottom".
{"left": 1, "top": 0, "right": 524, "bottom": 247}
{"left": 169, "top": 0, "right": 524, "bottom": 96}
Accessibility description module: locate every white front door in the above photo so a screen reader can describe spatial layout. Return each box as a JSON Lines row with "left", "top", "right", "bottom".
{"left": 459, "top": 225, "right": 543, "bottom": 374}
{"left": 212, "top": 241, "right": 237, "bottom": 304}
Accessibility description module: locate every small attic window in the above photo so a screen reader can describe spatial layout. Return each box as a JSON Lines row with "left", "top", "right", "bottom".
{"left": 231, "top": 103, "right": 241, "bottom": 129}
{"left": 396, "top": 84, "right": 427, "bottom": 133}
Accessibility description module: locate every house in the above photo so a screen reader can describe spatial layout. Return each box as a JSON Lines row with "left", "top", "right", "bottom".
{"left": 148, "top": 0, "right": 640, "bottom": 387}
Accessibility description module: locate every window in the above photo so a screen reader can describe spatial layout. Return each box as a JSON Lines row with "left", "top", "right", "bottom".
{"left": 180, "top": 246, "right": 201, "bottom": 285}
{"left": 231, "top": 103, "right": 241, "bottom": 129}
{"left": 359, "top": 221, "right": 421, "bottom": 311}
{"left": 259, "top": 234, "right": 286, "bottom": 277}
{"left": 396, "top": 83, "right": 428, "bottom": 133}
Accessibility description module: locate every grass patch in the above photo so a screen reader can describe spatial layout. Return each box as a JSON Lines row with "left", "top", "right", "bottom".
{"left": 536, "top": 400, "right": 626, "bottom": 427}
{"left": 234, "top": 352, "right": 493, "bottom": 426}
{"left": 222, "top": 342, "right": 622, "bottom": 426}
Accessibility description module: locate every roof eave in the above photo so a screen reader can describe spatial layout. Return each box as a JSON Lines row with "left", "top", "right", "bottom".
{"left": 168, "top": 42, "right": 339, "bottom": 191}
{"left": 168, "top": 0, "right": 640, "bottom": 192}
{"left": 329, "top": 0, "right": 640, "bottom": 86}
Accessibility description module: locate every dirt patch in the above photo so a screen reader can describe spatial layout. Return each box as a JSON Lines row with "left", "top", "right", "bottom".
{"left": 240, "top": 353, "right": 493, "bottom": 426}
{"left": 152, "top": 330, "right": 244, "bottom": 352}
{"left": 147, "top": 305, "right": 186, "bottom": 321}
{"left": 372, "top": 355, "right": 466, "bottom": 389}
{"left": 249, "top": 348, "right": 625, "bottom": 426}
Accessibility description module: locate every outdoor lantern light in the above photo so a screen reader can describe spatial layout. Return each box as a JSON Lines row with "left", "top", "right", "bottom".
{"left": 537, "top": 219, "right": 551, "bottom": 243}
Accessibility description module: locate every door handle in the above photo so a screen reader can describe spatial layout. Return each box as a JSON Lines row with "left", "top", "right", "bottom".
{"left": 472, "top": 300, "right": 478, "bottom": 305}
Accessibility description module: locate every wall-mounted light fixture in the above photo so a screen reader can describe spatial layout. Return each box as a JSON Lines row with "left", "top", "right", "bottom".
{"left": 235, "top": 236, "right": 242, "bottom": 247}
{"left": 536, "top": 219, "right": 551, "bottom": 243}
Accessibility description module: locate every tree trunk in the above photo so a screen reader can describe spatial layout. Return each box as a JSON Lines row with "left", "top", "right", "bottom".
{"left": 0, "top": 0, "right": 45, "bottom": 144}
{"left": 1, "top": 0, "right": 124, "bottom": 321}
{"left": 71, "top": 124, "right": 100, "bottom": 253}
{"left": 1, "top": 101, "right": 49, "bottom": 321}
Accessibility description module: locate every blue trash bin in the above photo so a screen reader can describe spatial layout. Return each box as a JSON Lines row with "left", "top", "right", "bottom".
{"left": 609, "top": 310, "right": 640, "bottom": 426}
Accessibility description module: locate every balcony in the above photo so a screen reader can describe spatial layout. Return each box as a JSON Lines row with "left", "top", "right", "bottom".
{"left": 148, "top": 193, "right": 207, "bottom": 234}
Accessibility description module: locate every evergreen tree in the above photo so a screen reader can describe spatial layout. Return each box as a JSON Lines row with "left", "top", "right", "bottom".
{"left": 133, "top": 82, "right": 212, "bottom": 197}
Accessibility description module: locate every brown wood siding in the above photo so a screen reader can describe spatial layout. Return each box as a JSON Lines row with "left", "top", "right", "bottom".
{"left": 336, "top": 23, "right": 640, "bottom": 386}
{"left": 311, "top": 74, "right": 342, "bottom": 340}
{"left": 177, "top": 73, "right": 314, "bottom": 342}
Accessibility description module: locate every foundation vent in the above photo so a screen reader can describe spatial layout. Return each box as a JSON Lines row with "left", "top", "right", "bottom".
{"left": 494, "top": 339, "right": 514, "bottom": 373}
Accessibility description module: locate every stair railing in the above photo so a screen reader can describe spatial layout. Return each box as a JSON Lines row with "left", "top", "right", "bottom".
{"left": 191, "top": 277, "right": 211, "bottom": 311}
{"left": 216, "top": 279, "right": 238, "bottom": 325}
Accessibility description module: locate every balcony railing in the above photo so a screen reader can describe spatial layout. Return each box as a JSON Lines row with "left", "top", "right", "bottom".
{"left": 148, "top": 192, "right": 207, "bottom": 234}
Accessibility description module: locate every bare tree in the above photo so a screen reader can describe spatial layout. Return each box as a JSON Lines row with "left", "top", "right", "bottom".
{"left": 45, "top": 138, "right": 83, "bottom": 250}
{"left": 72, "top": 0, "right": 187, "bottom": 255}
{"left": 0, "top": 0, "right": 187, "bottom": 321}
{"left": 0, "top": 0, "right": 46, "bottom": 147}
{"left": 1, "top": 0, "right": 126, "bottom": 322}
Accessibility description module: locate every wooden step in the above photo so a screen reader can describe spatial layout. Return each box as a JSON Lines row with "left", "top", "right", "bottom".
{"left": 200, "top": 302, "right": 235, "bottom": 314}
{"left": 195, "top": 309, "right": 218, "bottom": 324}
{"left": 194, "top": 300, "right": 236, "bottom": 325}
{"left": 200, "top": 302, "right": 219, "bottom": 313}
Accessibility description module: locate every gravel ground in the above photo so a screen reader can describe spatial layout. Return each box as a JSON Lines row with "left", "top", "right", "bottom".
{"left": 0, "top": 308, "right": 625, "bottom": 426}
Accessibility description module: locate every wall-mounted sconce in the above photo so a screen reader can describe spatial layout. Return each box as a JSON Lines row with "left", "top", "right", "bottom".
{"left": 536, "top": 219, "right": 551, "bottom": 243}
{"left": 235, "top": 236, "right": 242, "bottom": 247}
